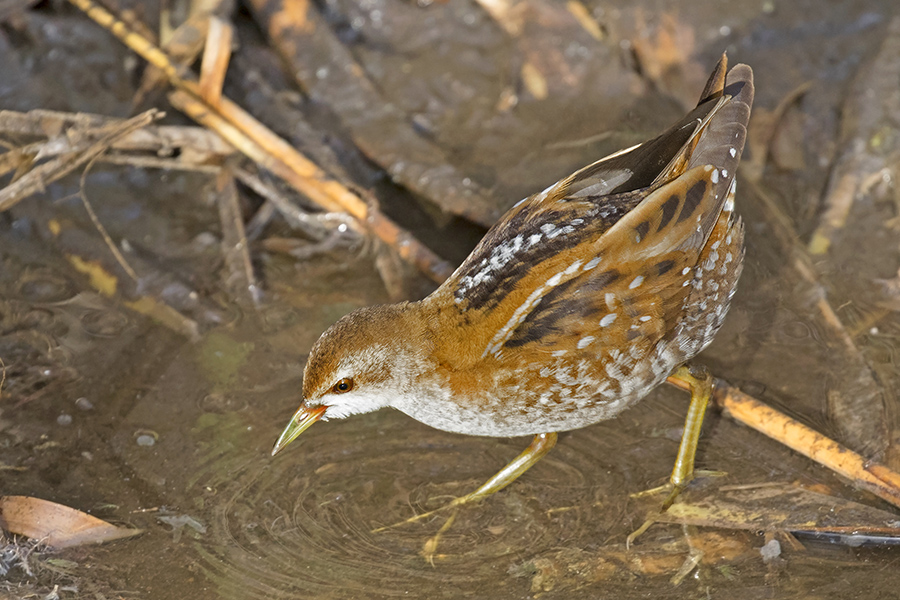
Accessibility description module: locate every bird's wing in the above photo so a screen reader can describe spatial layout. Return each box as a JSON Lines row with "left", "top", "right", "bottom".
{"left": 477, "top": 164, "right": 725, "bottom": 361}
{"left": 430, "top": 61, "right": 753, "bottom": 370}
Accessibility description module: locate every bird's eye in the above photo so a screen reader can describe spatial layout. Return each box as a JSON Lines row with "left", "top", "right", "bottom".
{"left": 332, "top": 378, "right": 354, "bottom": 393}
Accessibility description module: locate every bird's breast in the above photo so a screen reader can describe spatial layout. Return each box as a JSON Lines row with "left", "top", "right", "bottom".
{"left": 392, "top": 345, "right": 676, "bottom": 437}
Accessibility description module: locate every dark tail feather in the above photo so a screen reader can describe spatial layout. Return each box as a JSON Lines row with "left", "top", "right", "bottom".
{"left": 697, "top": 53, "right": 729, "bottom": 105}
{"left": 687, "top": 63, "right": 755, "bottom": 202}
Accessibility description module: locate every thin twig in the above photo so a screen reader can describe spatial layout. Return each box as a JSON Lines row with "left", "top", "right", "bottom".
{"left": 744, "top": 176, "right": 869, "bottom": 356}
{"left": 234, "top": 168, "right": 359, "bottom": 240}
{"left": 78, "top": 156, "right": 139, "bottom": 282}
{"left": 97, "top": 153, "right": 221, "bottom": 174}
{"left": 745, "top": 175, "right": 886, "bottom": 456}
{"left": 0, "top": 357, "right": 6, "bottom": 401}
{"left": 215, "top": 169, "right": 261, "bottom": 307}
{"left": 198, "top": 16, "right": 232, "bottom": 106}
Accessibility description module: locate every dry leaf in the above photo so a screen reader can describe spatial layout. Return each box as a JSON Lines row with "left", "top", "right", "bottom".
{"left": 0, "top": 496, "right": 143, "bottom": 548}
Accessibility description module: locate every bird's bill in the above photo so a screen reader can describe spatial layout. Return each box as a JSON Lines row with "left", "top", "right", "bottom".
{"left": 271, "top": 405, "right": 327, "bottom": 456}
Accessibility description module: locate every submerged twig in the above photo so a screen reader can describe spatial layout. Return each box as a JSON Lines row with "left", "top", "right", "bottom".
{"left": 807, "top": 16, "right": 900, "bottom": 255}
{"left": 745, "top": 175, "right": 887, "bottom": 456}
{"left": 78, "top": 156, "right": 139, "bottom": 282}
{"left": 216, "top": 169, "right": 261, "bottom": 307}
{"left": 234, "top": 168, "right": 360, "bottom": 243}
{"left": 741, "top": 80, "right": 812, "bottom": 185}
{"left": 47, "top": 220, "right": 204, "bottom": 341}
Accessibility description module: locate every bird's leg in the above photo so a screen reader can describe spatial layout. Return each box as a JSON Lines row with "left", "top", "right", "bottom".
{"left": 664, "top": 363, "right": 715, "bottom": 496}
{"left": 627, "top": 363, "right": 714, "bottom": 547}
{"left": 372, "top": 432, "right": 557, "bottom": 533}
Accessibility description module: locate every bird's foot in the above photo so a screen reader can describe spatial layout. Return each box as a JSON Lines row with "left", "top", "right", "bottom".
{"left": 421, "top": 509, "right": 459, "bottom": 566}
{"left": 372, "top": 432, "right": 557, "bottom": 533}
{"left": 370, "top": 493, "right": 473, "bottom": 533}
{"left": 670, "top": 524, "right": 705, "bottom": 586}
{"left": 372, "top": 433, "right": 558, "bottom": 564}
{"left": 626, "top": 469, "right": 725, "bottom": 548}
{"left": 370, "top": 493, "right": 478, "bottom": 566}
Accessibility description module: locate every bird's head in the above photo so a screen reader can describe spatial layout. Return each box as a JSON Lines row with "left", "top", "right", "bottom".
{"left": 271, "top": 303, "right": 426, "bottom": 456}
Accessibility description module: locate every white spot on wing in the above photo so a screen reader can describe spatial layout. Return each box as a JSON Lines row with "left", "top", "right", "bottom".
{"left": 724, "top": 193, "right": 735, "bottom": 212}
{"left": 600, "top": 313, "right": 617, "bottom": 327}
{"left": 565, "top": 260, "right": 583, "bottom": 275}
{"left": 577, "top": 336, "right": 595, "bottom": 349}
{"left": 629, "top": 276, "right": 644, "bottom": 289}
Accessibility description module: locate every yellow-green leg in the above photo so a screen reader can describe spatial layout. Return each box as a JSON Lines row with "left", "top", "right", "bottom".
{"left": 372, "top": 432, "right": 558, "bottom": 534}
{"left": 627, "top": 363, "right": 713, "bottom": 547}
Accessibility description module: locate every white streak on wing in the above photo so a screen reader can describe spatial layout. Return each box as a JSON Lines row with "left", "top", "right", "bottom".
{"left": 482, "top": 255, "right": 591, "bottom": 356}
{"left": 565, "top": 260, "right": 583, "bottom": 275}
{"left": 723, "top": 181, "right": 736, "bottom": 212}
{"left": 547, "top": 225, "right": 575, "bottom": 239}
{"left": 455, "top": 229, "right": 545, "bottom": 302}
{"left": 483, "top": 285, "right": 546, "bottom": 357}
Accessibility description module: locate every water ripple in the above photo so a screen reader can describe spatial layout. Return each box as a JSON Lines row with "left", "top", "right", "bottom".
{"left": 193, "top": 414, "right": 623, "bottom": 599}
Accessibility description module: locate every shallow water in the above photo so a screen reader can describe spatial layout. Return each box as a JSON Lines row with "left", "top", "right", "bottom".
{"left": 3, "top": 0, "right": 900, "bottom": 598}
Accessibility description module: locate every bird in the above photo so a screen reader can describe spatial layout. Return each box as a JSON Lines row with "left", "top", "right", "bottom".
{"left": 272, "top": 55, "right": 754, "bottom": 539}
